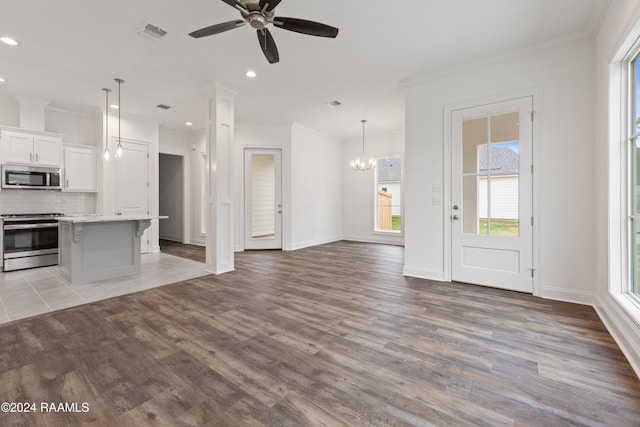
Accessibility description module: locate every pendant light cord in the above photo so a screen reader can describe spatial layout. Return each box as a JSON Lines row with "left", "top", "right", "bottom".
{"left": 115, "top": 78, "right": 124, "bottom": 156}
{"left": 102, "top": 88, "right": 111, "bottom": 159}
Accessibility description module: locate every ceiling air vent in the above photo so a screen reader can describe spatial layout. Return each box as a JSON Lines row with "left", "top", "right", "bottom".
{"left": 137, "top": 23, "right": 168, "bottom": 42}
{"left": 325, "top": 100, "right": 342, "bottom": 108}
{"left": 156, "top": 104, "right": 171, "bottom": 110}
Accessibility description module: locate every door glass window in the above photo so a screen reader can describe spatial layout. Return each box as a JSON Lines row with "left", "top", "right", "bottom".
{"left": 250, "top": 154, "right": 276, "bottom": 240}
{"left": 461, "top": 111, "right": 520, "bottom": 236}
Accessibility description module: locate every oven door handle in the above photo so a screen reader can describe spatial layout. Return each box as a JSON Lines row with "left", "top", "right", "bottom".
{"left": 3, "top": 223, "right": 59, "bottom": 230}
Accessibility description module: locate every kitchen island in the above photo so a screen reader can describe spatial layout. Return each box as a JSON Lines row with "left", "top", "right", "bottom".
{"left": 58, "top": 215, "right": 153, "bottom": 285}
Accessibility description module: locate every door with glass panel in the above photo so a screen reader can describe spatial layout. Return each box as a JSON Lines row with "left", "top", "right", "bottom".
{"left": 451, "top": 97, "right": 533, "bottom": 292}
{"left": 244, "top": 149, "right": 282, "bottom": 250}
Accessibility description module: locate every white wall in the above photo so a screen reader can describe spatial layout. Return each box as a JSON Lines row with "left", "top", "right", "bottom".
{"left": 403, "top": 37, "right": 596, "bottom": 304}
{"left": 290, "top": 123, "right": 342, "bottom": 250}
{"left": 593, "top": 0, "right": 640, "bottom": 379}
{"left": 342, "top": 131, "right": 405, "bottom": 245}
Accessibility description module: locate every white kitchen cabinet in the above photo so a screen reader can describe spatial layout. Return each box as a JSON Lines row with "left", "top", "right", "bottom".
{"left": 1, "top": 129, "right": 62, "bottom": 167}
{"left": 63, "top": 145, "right": 97, "bottom": 192}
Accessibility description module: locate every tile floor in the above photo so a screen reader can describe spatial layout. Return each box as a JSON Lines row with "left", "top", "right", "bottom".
{"left": 0, "top": 252, "right": 210, "bottom": 324}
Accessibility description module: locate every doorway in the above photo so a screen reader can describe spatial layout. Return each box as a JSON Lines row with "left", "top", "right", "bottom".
{"left": 244, "top": 148, "right": 283, "bottom": 250}
{"left": 450, "top": 96, "right": 533, "bottom": 293}
{"left": 159, "top": 153, "right": 184, "bottom": 243}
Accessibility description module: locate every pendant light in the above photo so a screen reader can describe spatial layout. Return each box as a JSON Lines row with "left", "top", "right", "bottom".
{"left": 350, "top": 119, "right": 376, "bottom": 171}
{"left": 102, "top": 88, "right": 112, "bottom": 161}
{"left": 115, "top": 78, "right": 124, "bottom": 157}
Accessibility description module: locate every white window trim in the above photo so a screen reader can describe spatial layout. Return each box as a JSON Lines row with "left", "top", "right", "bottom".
{"left": 373, "top": 154, "right": 404, "bottom": 236}
{"left": 609, "top": 24, "right": 640, "bottom": 328}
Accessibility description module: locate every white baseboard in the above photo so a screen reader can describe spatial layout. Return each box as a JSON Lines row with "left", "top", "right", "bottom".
{"left": 341, "top": 235, "right": 405, "bottom": 246}
{"left": 593, "top": 293, "right": 640, "bottom": 379}
{"left": 403, "top": 265, "right": 445, "bottom": 282}
{"left": 286, "top": 236, "right": 341, "bottom": 251}
{"left": 540, "top": 285, "right": 594, "bottom": 305}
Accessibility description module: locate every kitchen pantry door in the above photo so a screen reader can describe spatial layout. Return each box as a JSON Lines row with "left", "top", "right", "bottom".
{"left": 451, "top": 97, "right": 533, "bottom": 293}
{"left": 244, "top": 148, "right": 282, "bottom": 250}
{"left": 115, "top": 140, "right": 150, "bottom": 253}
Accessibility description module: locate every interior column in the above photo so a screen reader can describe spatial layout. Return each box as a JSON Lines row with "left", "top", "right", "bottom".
{"left": 204, "top": 84, "right": 236, "bottom": 274}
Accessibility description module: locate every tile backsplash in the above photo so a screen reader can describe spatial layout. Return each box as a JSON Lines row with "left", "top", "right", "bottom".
{"left": 0, "top": 190, "right": 96, "bottom": 214}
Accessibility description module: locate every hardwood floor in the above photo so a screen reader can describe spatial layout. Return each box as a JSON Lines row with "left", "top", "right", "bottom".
{"left": 0, "top": 241, "right": 638, "bottom": 426}
{"left": 160, "top": 239, "right": 205, "bottom": 264}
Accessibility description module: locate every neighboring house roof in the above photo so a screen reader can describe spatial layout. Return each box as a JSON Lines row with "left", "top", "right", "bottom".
{"left": 378, "top": 157, "right": 401, "bottom": 182}
{"left": 479, "top": 145, "right": 519, "bottom": 174}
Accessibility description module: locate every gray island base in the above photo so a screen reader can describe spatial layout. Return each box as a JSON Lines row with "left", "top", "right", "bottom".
{"left": 58, "top": 216, "right": 153, "bottom": 285}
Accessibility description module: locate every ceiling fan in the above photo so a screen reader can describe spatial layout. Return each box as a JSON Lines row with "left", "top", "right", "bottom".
{"left": 189, "top": 0, "right": 339, "bottom": 64}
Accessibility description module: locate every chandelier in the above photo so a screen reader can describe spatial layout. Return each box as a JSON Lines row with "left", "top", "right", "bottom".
{"left": 350, "top": 119, "right": 376, "bottom": 171}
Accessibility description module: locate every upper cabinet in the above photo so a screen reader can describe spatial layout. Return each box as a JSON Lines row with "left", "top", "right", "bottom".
{"left": 63, "top": 145, "right": 97, "bottom": 192}
{"left": 1, "top": 129, "right": 62, "bottom": 167}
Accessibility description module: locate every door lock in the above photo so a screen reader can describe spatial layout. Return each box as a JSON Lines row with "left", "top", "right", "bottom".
{"left": 451, "top": 214, "right": 459, "bottom": 220}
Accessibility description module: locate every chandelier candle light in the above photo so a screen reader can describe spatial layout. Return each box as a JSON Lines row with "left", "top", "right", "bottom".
{"left": 102, "top": 88, "right": 112, "bottom": 161}
{"left": 350, "top": 119, "right": 376, "bottom": 171}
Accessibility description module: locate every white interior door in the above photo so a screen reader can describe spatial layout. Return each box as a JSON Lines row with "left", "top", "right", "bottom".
{"left": 116, "top": 140, "right": 150, "bottom": 253}
{"left": 451, "top": 97, "right": 533, "bottom": 292}
{"left": 244, "top": 148, "right": 282, "bottom": 250}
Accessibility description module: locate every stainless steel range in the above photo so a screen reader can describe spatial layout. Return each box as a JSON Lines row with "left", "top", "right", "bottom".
{"left": 1, "top": 213, "right": 64, "bottom": 272}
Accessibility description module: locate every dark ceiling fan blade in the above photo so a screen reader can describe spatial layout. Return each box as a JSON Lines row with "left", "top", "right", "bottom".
{"left": 273, "top": 17, "right": 338, "bottom": 38}
{"left": 257, "top": 29, "right": 279, "bottom": 64}
{"left": 259, "top": 0, "right": 282, "bottom": 12}
{"left": 221, "top": 0, "right": 245, "bottom": 10}
{"left": 189, "top": 20, "right": 246, "bottom": 38}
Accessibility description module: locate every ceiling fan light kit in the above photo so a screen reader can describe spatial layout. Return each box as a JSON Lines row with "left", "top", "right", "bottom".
{"left": 189, "top": 0, "right": 339, "bottom": 64}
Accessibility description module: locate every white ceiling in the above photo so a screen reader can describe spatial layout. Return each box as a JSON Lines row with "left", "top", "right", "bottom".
{"left": 0, "top": 0, "right": 609, "bottom": 139}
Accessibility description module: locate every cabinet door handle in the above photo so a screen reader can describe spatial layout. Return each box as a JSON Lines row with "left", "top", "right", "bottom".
{"left": 36, "top": 153, "right": 39, "bottom": 162}
{"left": 66, "top": 179, "right": 69, "bottom": 188}
{"left": 30, "top": 153, "right": 33, "bottom": 162}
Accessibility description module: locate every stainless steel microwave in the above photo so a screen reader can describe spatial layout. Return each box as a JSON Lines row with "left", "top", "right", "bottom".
{"left": 1, "top": 164, "right": 61, "bottom": 189}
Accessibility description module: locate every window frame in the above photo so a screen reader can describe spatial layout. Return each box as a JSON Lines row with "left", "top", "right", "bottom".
{"left": 610, "top": 27, "right": 640, "bottom": 324}
{"left": 629, "top": 51, "right": 640, "bottom": 303}
{"left": 373, "top": 154, "right": 404, "bottom": 236}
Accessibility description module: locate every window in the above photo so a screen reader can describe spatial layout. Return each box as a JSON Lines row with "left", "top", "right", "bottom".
{"left": 375, "top": 156, "right": 402, "bottom": 233}
{"left": 609, "top": 22, "right": 640, "bottom": 322}
{"left": 630, "top": 53, "right": 640, "bottom": 298}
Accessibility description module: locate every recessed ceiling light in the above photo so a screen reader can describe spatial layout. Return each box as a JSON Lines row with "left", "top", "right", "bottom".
{"left": 246, "top": 70, "right": 257, "bottom": 78}
{"left": 0, "top": 76, "right": 5, "bottom": 83}
{"left": 0, "top": 37, "right": 19, "bottom": 46}
{"left": 110, "top": 104, "right": 119, "bottom": 110}
{"left": 186, "top": 122, "right": 193, "bottom": 126}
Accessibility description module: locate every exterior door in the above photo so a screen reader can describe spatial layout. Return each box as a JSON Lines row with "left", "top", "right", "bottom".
{"left": 244, "top": 148, "right": 282, "bottom": 250}
{"left": 451, "top": 97, "right": 533, "bottom": 292}
{"left": 115, "top": 140, "right": 150, "bottom": 253}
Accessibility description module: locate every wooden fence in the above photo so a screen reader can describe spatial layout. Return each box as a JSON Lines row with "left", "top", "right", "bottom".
{"left": 378, "top": 190, "right": 393, "bottom": 230}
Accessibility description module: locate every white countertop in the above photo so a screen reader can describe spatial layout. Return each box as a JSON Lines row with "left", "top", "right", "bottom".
{"left": 57, "top": 215, "right": 160, "bottom": 224}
